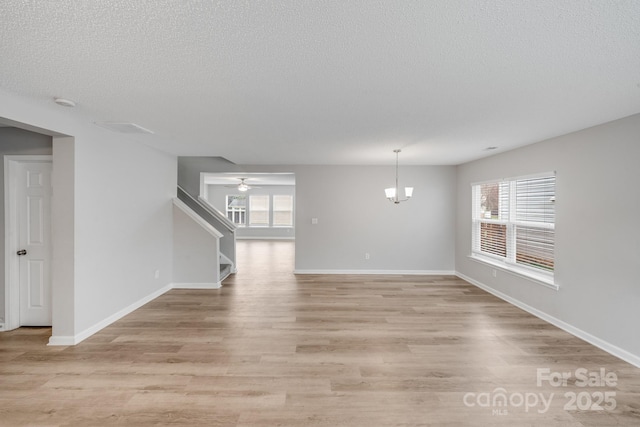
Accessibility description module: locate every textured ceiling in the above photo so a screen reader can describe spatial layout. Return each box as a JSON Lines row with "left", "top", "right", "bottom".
{"left": 1, "top": 1, "right": 639, "bottom": 165}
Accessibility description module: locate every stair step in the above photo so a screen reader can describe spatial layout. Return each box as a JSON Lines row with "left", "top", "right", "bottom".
{"left": 220, "top": 263, "right": 232, "bottom": 281}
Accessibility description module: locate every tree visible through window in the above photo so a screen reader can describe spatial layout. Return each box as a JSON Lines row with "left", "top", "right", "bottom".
{"left": 226, "top": 195, "right": 246, "bottom": 226}
{"left": 225, "top": 194, "right": 294, "bottom": 228}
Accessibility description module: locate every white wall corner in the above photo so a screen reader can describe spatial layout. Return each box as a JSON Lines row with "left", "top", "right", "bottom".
{"left": 171, "top": 282, "right": 222, "bottom": 289}
{"left": 455, "top": 272, "right": 640, "bottom": 369}
{"left": 48, "top": 284, "right": 173, "bottom": 346}
{"left": 47, "top": 335, "right": 76, "bottom": 346}
{"left": 46, "top": 281, "right": 228, "bottom": 346}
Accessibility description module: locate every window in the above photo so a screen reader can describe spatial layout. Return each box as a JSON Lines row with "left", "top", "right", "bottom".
{"left": 472, "top": 174, "right": 556, "bottom": 284}
{"left": 273, "top": 195, "right": 294, "bottom": 226}
{"left": 225, "top": 193, "right": 294, "bottom": 228}
{"left": 249, "top": 195, "right": 270, "bottom": 226}
{"left": 226, "top": 195, "right": 246, "bottom": 226}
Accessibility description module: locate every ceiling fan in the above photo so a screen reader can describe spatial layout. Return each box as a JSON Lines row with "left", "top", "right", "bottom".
{"left": 224, "top": 178, "right": 260, "bottom": 192}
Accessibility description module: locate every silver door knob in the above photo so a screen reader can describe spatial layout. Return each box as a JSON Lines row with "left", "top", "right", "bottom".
{"left": 16, "top": 249, "right": 27, "bottom": 256}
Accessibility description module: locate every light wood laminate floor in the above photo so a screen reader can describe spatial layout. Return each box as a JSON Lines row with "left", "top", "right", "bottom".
{"left": 1, "top": 240, "right": 639, "bottom": 426}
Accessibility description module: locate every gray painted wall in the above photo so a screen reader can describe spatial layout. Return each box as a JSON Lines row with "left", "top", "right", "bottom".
{"left": 51, "top": 137, "right": 75, "bottom": 340}
{"left": 180, "top": 159, "right": 456, "bottom": 272}
{"left": 0, "top": 128, "right": 53, "bottom": 323}
{"left": 206, "top": 184, "right": 295, "bottom": 239}
{"left": 173, "top": 203, "right": 219, "bottom": 284}
{"left": 456, "top": 113, "right": 640, "bottom": 360}
{"left": 237, "top": 164, "right": 457, "bottom": 272}
{"left": 73, "top": 133, "right": 176, "bottom": 338}
{"left": 1, "top": 87, "right": 177, "bottom": 343}
{"left": 178, "top": 156, "right": 240, "bottom": 197}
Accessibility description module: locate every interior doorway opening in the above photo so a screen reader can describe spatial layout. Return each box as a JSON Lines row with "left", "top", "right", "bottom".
{"left": 0, "top": 117, "right": 74, "bottom": 344}
{"left": 0, "top": 123, "right": 57, "bottom": 331}
{"left": 200, "top": 172, "right": 296, "bottom": 276}
{"left": 233, "top": 239, "right": 295, "bottom": 279}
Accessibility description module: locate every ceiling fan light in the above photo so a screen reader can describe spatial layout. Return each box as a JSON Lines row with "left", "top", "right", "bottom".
{"left": 385, "top": 187, "right": 396, "bottom": 198}
{"left": 238, "top": 183, "right": 249, "bottom": 192}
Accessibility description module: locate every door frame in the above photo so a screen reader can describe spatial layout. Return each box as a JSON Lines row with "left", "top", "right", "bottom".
{"left": 3, "top": 155, "right": 53, "bottom": 331}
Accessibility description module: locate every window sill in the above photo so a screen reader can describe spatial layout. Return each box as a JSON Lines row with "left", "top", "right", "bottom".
{"left": 468, "top": 254, "right": 558, "bottom": 291}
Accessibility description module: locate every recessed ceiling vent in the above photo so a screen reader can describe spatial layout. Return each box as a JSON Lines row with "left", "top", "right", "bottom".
{"left": 94, "top": 122, "right": 154, "bottom": 134}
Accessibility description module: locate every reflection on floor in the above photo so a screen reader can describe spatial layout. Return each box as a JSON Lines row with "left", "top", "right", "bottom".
{"left": 0, "top": 239, "right": 639, "bottom": 425}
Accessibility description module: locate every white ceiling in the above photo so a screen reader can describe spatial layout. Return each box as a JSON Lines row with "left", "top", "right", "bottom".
{"left": 1, "top": 1, "right": 639, "bottom": 165}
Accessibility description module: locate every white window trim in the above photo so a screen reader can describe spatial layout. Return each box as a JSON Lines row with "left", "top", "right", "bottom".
{"left": 249, "top": 194, "right": 270, "bottom": 227}
{"left": 272, "top": 194, "right": 294, "bottom": 228}
{"left": 471, "top": 173, "right": 557, "bottom": 289}
{"left": 227, "top": 194, "right": 294, "bottom": 228}
{"left": 225, "top": 195, "right": 247, "bottom": 227}
{"left": 470, "top": 171, "right": 556, "bottom": 187}
{"left": 468, "top": 253, "right": 558, "bottom": 290}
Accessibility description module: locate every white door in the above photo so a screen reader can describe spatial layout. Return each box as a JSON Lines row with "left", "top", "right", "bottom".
{"left": 13, "top": 160, "right": 53, "bottom": 326}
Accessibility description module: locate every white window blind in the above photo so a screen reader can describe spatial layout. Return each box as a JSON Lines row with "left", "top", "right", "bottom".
{"left": 472, "top": 174, "right": 556, "bottom": 280}
{"left": 513, "top": 176, "right": 555, "bottom": 271}
{"left": 249, "top": 195, "right": 270, "bottom": 226}
{"left": 273, "top": 195, "right": 293, "bottom": 226}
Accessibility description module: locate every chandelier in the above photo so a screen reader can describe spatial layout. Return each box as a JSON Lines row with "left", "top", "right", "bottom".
{"left": 385, "top": 149, "right": 413, "bottom": 204}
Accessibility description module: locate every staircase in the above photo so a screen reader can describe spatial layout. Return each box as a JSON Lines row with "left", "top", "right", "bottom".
{"left": 172, "top": 188, "right": 237, "bottom": 287}
{"left": 220, "top": 263, "right": 232, "bottom": 281}
{"left": 219, "top": 252, "right": 235, "bottom": 282}
{"left": 175, "top": 156, "right": 241, "bottom": 285}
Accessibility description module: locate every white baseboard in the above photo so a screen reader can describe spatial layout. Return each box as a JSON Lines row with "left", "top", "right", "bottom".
{"left": 294, "top": 269, "right": 456, "bottom": 275}
{"left": 456, "top": 271, "right": 640, "bottom": 368}
{"left": 171, "top": 282, "right": 221, "bottom": 289}
{"left": 47, "top": 282, "right": 227, "bottom": 345}
{"left": 236, "top": 236, "right": 295, "bottom": 240}
{"left": 48, "top": 284, "right": 173, "bottom": 346}
{"left": 48, "top": 335, "right": 76, "bottom": 346}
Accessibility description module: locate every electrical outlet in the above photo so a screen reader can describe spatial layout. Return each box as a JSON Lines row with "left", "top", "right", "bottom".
{"left": 155, "top": 269, "right": 160, "bottom": 279}
{"left": 492, "top": 269, "right": 497, "bottom": 278}
{"left": 311, "top": 218, "right": 318, "bottom": 225}
{"left": 365, "top": 253, "right": 370, "bottom": 260}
